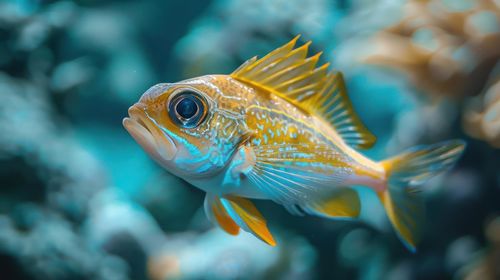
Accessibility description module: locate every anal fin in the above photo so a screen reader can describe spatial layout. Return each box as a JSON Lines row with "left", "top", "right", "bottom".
{"left": 304, "top": 188, "right": 361, "bottom": 219}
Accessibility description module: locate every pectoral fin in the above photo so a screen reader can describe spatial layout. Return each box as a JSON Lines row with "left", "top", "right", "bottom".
{"left": 204, "top": 194, "right": 276, "bottom": 246}
{"left": 204, "top": 194, "right": 239, "bottom": 235}
{"left": 222, "top": 196, "right": 276, "bottom": 246}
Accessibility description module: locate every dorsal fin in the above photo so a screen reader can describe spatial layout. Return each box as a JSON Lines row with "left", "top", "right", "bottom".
{"left": 305, "top": 72, "right": 377, "bottom": 149}
{"left": 231, "top": 36, "right": 376, "bottom": 149}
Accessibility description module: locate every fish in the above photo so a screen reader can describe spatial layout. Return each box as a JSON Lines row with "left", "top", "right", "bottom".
{"left": 123, "top": 36, "right": 466, "bottom": 252}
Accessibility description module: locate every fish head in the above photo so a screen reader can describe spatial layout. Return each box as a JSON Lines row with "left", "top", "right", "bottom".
{"left": 123, "top": 75, "right": 250, "bottom": 179}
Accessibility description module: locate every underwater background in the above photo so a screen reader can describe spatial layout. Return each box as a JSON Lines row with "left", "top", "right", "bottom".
{"left": 1, "top": 0, "right": 499, "bottom": 279}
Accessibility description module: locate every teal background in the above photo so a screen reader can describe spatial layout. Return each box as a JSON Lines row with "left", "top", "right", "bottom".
{"left": 0, "top": 0, "right": 499, "bottom": 279}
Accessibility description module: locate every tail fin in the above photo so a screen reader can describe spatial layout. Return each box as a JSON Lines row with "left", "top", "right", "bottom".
{"left": 379, "top": 140, "right": 466, "bottom": 252}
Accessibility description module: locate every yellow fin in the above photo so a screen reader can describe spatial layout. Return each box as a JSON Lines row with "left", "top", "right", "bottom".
{"left": 377, "top": 140, "right": 465, "bottom": 252}
{"left": 204, "top": 195, "right": 240, "bottom": 235}
{"left": 223, "top": 196, "right": 276, "bottom": 246}
{"left": 305, "top": 188, "right": 360, "bottom": 219}
{"left": 377, "top": 189, "right": 423, "bottom": 252}
{"left": 305, "top": 72, "right": 376, "bottom": 149}
{"left": 231, "top": 36, "right": 376, "bottom": 149}
{"left": 212, "top": 201, "right": 240, "bottom": 235}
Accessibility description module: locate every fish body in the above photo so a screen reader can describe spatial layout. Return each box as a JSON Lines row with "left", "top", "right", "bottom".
{"left": 174, "top": 75, "right": 383, "bottom": 197}
{"left": 124, "top": 36, "right": 465, "bottom": 250}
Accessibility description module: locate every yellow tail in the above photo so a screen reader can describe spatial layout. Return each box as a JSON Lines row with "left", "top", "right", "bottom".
{"left": 378, "top": 140, "right": 465, "bottom": 252}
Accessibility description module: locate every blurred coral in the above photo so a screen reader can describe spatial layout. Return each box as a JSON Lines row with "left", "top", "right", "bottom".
{"left": 173, "top": 0, "right": 335, "bottom": 77}
{"left": 147, "top": 230, "right": 316, "bottom": 280}
{"left": 366, "top": 0, "right": 500, "bottom": 99}
{"left": 0, "top": 0, "right": 498, "bottom": 279}
{"left": 464, "top": 76, "right": 500, "bottom": 147}
{"left": 364, "top": 0, "right": 500, "bottom": 149}
{"left": 0, "top": 1, "right": 125, "bottom": 278}
{"left": 458, "top": 217, "right": 500, "bottom": 280}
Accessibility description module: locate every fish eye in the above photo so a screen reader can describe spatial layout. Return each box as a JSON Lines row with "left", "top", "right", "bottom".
{"left": 168, "top": 90, "right": 207, "bottom": 128}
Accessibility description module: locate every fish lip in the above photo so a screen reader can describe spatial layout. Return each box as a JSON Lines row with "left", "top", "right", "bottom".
{"left": 123, "top": 104, "right": 177, "bottom": 162}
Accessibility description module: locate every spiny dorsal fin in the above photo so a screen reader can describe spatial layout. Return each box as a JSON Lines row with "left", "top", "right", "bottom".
{"left": 304, "top": 72, "right": 377, "bottom": 149}
{"left": 231, "top": 36, "right": 376, "bottom": 149}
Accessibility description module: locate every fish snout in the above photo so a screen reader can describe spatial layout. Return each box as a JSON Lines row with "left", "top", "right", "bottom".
{"left": 123, "top": 104, "right": 177, "bottom": 163}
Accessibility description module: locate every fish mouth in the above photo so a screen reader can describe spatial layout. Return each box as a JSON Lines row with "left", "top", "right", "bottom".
{"left": 123, "top": 105, "right": 177, "bottom": 163}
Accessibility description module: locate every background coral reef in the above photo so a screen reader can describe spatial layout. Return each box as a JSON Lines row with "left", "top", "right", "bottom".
{"left": 0, "top": 0, "right": 498, "bottom": 279}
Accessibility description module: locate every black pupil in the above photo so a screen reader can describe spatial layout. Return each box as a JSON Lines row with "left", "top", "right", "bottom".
{"left": 176, "top": 97, "right": 198, "bottom": 119}
{"left": 168, "top": 91, "right": 206, "bottom": 128}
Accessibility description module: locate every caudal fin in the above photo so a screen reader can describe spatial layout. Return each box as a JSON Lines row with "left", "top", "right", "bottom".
{"left": 379, "top": 140, "right": 466, "bottom": 252}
